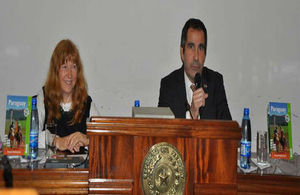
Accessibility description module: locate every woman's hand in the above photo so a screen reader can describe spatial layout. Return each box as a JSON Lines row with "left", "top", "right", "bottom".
{"left": 73, "top": 141, "right": 85, "bottom": 153}
{"left": 53, "top": 132, "right": 89, "bottom": 153}
{"left": 67, "top": 132, "right": 89, "bottom": 152}
{"left": 53, "top": 136, "right": 69, "bottom": 151}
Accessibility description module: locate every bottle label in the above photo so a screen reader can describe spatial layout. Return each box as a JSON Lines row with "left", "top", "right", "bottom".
{"left": 240, "top": 140, "right": 251, "bottom": 157}
{"left": 29, "top": 131, "right": 38, "bottom": 148}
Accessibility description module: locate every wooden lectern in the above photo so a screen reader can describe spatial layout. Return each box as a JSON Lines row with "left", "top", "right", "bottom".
{"left": 87, "top": 117, "right": 241, "bottom": 194}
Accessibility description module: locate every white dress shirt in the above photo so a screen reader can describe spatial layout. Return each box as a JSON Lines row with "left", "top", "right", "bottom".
{"left": 184, "top": 72, "right": 201, "bottom": 120}
{"left": 184, "top": 72, "right": 193, "bottom": 119}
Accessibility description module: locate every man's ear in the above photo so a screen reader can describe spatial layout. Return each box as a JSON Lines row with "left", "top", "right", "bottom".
{"left": 180, "top": 47, "right": 184, "bottom": 63}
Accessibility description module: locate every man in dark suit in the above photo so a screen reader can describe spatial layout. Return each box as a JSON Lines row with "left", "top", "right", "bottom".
{"left": 158, "top": 18, "right": 231, "bottom": 120}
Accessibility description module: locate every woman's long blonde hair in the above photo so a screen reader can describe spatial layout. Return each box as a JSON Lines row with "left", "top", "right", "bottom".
{"left": 44, "top": 39, "right": 88, "bottom": 124}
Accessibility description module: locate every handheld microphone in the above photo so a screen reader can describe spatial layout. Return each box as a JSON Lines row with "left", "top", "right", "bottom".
{"left": 194, "top": 71, "right": 205, "bottom": 118}
{"left": 194, "top": 72, "right": 202, "bottom": 89}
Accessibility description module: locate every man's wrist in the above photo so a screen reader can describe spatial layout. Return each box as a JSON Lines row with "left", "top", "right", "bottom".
{"left": 190, "top": 107, "right": 199, "bottom": 120}
{"left": 190, "top": 111, "right": 199, "bottom": 120}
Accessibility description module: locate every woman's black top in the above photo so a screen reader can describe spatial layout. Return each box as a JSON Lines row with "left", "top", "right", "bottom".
{"left": 43, "top": 93, "right": 92, "bottom": 137}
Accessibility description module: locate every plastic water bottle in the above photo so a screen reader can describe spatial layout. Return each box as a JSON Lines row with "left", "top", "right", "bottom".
{"left": 29, "top": 97, "right": 39, "bottom": 159}
{"left": 134, "top": 100, "right": 140, "bottom": 107}
{"left": 240, "top": 108, "right": 251, "bottom": 169}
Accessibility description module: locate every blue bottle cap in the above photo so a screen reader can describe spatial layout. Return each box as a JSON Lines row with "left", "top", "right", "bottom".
{"left": 244, "top": 108, "right": 249, "bottom": 115}
{"left": 134, "top": 100, "right": 140, "bottom": 107}
{"left": 32, "top": 97, "right": 37, "bottom": 105}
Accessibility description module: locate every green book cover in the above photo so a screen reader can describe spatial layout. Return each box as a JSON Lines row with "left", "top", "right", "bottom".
{"left": 3, "top": 95, "right": 32, "bottom": 156}
{"left": 268, "top": 102, "right": 293, "bottom": 159}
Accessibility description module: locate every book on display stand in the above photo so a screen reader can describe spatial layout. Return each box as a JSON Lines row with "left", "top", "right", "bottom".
{"left": 268, "top": 102, "right": 293, "bottom": 160}
{"left": 3, "top": 95, "right": 32, "bottom": 156}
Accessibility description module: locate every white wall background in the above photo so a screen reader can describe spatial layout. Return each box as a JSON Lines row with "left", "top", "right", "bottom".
{"left": 1, "top": 0, "right": 299, "bottom": 153}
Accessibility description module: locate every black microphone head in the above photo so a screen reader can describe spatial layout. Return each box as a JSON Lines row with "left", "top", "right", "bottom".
{"left": 194, "top": 72, "right": 202, "bottom": 89}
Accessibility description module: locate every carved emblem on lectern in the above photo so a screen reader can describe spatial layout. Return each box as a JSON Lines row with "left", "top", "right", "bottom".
{"left": 141, "top": 142, "right": 186, "bottom": 195}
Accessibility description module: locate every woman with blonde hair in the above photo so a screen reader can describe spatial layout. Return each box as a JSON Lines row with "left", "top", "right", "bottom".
{"left": 37, "top": 39, "right": 99, "bottom": 153}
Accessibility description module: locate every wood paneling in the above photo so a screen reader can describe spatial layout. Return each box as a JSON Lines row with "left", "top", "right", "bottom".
{"left": 0, "top": 169, "right": 88, "bottom": 194}
{"left": 0, "top": 166, "right": 300, "bottom": 194}
{"left": 237, "top": 174, "right": 300, "bottom": 195}
{"left": 87, "top": 117, "right": 241, "bottom": 194}
{"left": 87, "top": 117, "right": 241, "bottom": 139}
{"left": 194, "top": 183, "right": 237, "bottom": 194}
{"left": 89, "top": 178, "right": 133, "bottom": 194}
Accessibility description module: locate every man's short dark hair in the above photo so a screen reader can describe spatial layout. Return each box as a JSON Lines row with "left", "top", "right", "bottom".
{"left": 181, "top": 18, "right": 207, "bottom": 54}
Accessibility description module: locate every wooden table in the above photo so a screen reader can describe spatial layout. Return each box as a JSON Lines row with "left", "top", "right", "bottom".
{"left": 0, "top": 169, "right": 88, "bottom": 194}
{"left": 237, "top": 173, "right": 300, "bottom": 195}
{"left": 1, "top": 118, "right": 299, "bottom": 194}
{"left": 1, "top": 169, "right": 300, "bottom": 194}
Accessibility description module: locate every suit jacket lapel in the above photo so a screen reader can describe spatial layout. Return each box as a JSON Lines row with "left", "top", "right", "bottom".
{"left": 175, "top": 65, "right": 187, "bottom": 115}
